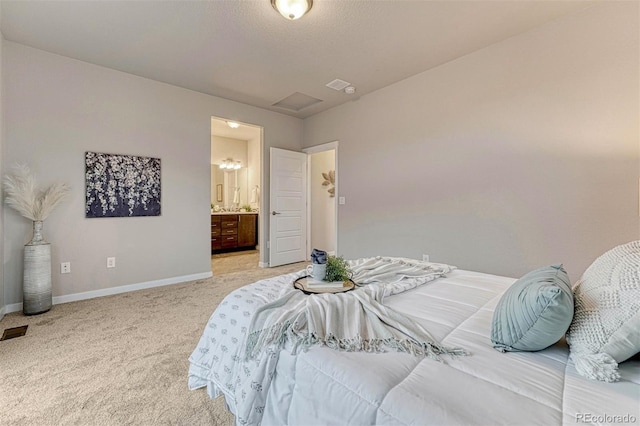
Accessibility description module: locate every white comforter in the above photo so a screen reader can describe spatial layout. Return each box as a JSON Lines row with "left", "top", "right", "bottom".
{"left": 189, "top": 269, "right": 640, "bottom": 425}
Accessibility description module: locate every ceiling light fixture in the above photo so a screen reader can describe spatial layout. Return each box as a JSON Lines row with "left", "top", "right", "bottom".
{"left": 226, "top": 121, "right": 240, "bottom": 129}
{"left": 271, "top": 0, "right": 313, "bottom": 20}
{"left": 219, "top": 159, "right": 242, "bottom": 170}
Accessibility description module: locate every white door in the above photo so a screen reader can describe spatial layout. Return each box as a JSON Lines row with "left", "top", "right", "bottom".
{"left": 269, "top": 148, "right": 307, "bottom": 267}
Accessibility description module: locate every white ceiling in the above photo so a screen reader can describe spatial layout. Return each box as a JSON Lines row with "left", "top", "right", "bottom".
{"left": 1, "top": 0, "right": 596, "bottom": 119}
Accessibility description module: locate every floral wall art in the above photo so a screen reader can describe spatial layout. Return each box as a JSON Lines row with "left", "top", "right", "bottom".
{"left": 85, "top": 152, "right": 161, "bottom": 218}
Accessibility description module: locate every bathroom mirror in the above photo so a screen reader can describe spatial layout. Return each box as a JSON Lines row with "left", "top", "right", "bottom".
{"left": 211, "top": 164, "right": 248, "bottom": 208}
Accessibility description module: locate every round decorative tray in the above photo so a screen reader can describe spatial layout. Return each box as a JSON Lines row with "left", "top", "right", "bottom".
{"left": 293, "top": 276, "right": 356, "bottom": 295}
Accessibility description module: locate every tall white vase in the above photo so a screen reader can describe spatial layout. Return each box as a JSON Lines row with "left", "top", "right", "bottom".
{"left": 23, "top": 220, "right": 52, "bottom": 315}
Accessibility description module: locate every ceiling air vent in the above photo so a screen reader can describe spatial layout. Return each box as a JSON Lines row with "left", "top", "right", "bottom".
{"left": 272, "top": 92, "right": 323, "bottom": 112}
{"left": 325, "top": 79, "right": 350, "bottom": 91}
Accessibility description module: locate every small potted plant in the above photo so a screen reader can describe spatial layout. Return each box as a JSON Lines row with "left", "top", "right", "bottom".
{"left": 325, "top": 255, "right": 352, "bottom": 282}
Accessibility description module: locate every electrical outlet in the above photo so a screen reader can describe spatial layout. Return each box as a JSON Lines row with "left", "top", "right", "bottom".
{"left": 422, "top": 254, "right": 430, "bottom": 262}
{"left": 61, "top": 262, "right": 71, "bottom": 274}
{"left": 107, "top": 257, "right": 116, "bottom": 268}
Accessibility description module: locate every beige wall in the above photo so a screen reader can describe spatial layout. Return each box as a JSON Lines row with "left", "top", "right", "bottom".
{"left": 0, "top": 19, "right": 5, "bottom": 318}
{"left": 3, "top": 42, "right": 302, "bottom": 306}
{"left": 310, "top": 150, "right": 336, "bottom": 254}
{"left": 303, "top": 3, "right": 640, "bottom": 281}
{"left": 211, "top": 136, "right": 248, "bottom": 167}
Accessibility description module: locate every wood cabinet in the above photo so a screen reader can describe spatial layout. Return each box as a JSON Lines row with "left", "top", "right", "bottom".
{"left": 220, "top": 215, "right": 238, "bottom": 249}
{"left": 238, "top": 214, "right": 258, "bottom": 248}
{"left": 211, "top": 215, "right": 221, "bottom": 251}
{"left": 211, "top": 213, "right": 258, "bottom": 253}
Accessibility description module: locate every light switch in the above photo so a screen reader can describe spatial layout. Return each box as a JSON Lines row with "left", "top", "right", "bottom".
{"left": 338, "top": 197, "right": 346, "bottom": 205}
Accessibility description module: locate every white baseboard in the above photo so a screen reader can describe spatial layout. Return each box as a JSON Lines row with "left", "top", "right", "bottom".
{"left": 4, "top": 302, "right": 23, "bottom": 314}
{"left": 2, "top": 271, "right": 213, "bottom": 314}
{"left": 258, "top": 262, "right": 269, "bottom": 268}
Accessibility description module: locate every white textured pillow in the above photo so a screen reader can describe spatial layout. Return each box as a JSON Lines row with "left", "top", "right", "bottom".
{"left": 566, "top": 241, "right": 640, "bottom": 382}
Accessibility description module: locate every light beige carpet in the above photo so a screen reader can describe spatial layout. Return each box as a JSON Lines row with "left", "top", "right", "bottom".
{"left": 211, "top": 251, "right": 260, "bottom": 275}
{"left": 0, "top": 261, "right": 307, "bottom": 426}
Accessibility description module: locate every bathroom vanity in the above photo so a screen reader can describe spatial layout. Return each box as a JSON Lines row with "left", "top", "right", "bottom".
{"left": 211, "top": 212, "right": 258, "bottom": 253}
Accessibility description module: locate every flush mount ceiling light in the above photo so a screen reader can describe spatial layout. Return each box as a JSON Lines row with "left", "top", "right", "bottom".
{"left": 226, "top": 121, "right": 240, "bottom": 129}
{"left": 271, "top": 0, "right": 313, "bottom": 20}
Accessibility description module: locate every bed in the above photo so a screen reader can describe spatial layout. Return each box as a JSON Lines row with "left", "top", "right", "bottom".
{"left": 188, "top": 263, "right": 640, "bottom": 425}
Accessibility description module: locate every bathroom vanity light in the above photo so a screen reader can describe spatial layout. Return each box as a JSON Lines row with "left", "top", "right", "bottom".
{"left": 271, "top": 0, "right": 313, "bottom": 20}
{"left": 219, "top": 159, "right": 242, "bottom": 170}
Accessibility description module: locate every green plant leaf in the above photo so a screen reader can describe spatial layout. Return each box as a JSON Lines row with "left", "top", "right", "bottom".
{"left": 325, "top": 255, "right": 352, "bottom": 282}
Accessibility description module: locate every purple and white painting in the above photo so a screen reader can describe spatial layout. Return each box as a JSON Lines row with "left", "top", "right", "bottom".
{"left": 85, "top": 152, "right": 161, "bottom": 218}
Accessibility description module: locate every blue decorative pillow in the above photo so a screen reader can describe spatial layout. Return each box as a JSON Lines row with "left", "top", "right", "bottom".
{"left": 491, "top": 264, "right": 573, "bottom": 352}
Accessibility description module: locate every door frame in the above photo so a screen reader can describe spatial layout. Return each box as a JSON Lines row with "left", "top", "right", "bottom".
{"left": 303, "top": 141, "right": 339, "bottom": 260}
{"left": 210, "top": 116, "right": 265, "bottom": 267}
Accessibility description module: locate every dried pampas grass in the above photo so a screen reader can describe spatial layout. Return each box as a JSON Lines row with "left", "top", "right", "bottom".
{"left": 3, "top": 164, "right": 70, "bottom": 221}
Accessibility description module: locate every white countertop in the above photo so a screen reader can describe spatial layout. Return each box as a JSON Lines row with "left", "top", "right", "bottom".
{"left": 211, "top": 211, "right": 259, "bottom": 215}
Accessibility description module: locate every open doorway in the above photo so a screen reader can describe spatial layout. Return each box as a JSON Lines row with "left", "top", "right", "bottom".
{"left": 210, "top": 117, "right": 263, "bottom": 274}
{"left": 304, "top": 142, "right": 338, "bottom": 258}
{"left": 267, "top": 143, "right": 339, "bottom": 267}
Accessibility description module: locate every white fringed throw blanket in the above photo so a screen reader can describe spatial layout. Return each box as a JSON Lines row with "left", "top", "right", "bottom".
{"left": 188, "top": 257, "right": 465, "bottom": 426}
{"left": 246, "top": 257, "right": 467, "bottom": 361}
